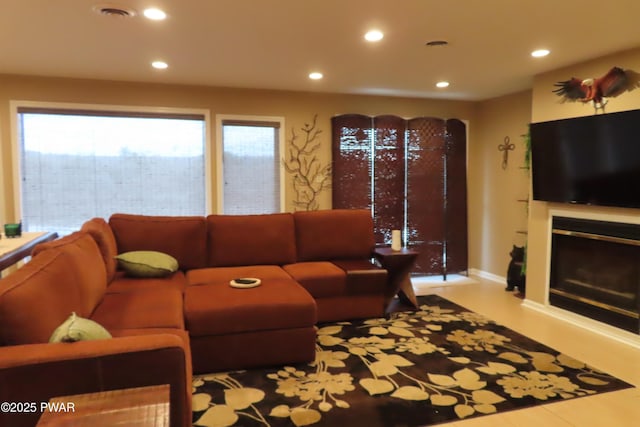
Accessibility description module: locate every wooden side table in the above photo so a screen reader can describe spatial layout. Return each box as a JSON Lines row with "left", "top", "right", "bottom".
{"left": 36, "top": 384, "right": 169, "bottom": 427}
{"left": 374, "top": 247, "right": 419, "bottom": 310}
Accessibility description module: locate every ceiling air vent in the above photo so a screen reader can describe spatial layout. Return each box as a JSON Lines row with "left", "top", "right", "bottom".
{"left": 425, "top": 40, "right": 449, "bottom": 47}
{"left": 93, "top": 4, "right": 137, "bottom": 18}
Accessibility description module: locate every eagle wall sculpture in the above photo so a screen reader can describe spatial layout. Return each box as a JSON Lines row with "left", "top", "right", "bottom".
{"left": 553, "top": 66, "right": 640, "bottom": 113}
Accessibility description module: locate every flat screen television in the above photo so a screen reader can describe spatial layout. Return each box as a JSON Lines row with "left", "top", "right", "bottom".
{"left": 530, "top": 109, "right": 640, "bottom": 209}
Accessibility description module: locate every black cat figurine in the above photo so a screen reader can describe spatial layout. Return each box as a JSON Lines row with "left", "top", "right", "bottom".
{"left": 506, "top": 245, "right": 526, "bottom": 292}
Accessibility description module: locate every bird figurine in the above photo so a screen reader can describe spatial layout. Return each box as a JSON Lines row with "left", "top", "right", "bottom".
{"left": 553, "top": 66, "right": 640, "bottom": 113}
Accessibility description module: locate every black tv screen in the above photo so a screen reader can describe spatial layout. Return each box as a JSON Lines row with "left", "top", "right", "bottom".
{"left": 530, "top": 109, "right": 640, "bottom": 209}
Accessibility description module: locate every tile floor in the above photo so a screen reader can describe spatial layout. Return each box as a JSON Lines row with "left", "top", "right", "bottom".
{"left": 412, "top": 275, "right": 640, "bottom": 427}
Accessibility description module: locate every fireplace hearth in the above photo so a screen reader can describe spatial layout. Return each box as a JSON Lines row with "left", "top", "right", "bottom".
{"left": 550, "top": 217, "right": 640, "bottom": 334}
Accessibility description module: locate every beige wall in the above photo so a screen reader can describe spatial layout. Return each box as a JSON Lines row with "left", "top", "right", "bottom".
{"left": 8, "top": 46, "right": 634, "bottom": 284}
{"left": 0, "top": 74, "right": 478, "bottom": 228}
{"left": 469, "top": 91, "right": 532, "bottom": 277}
{"left": 526, "top": 47, "right": 640, "bottom": 304}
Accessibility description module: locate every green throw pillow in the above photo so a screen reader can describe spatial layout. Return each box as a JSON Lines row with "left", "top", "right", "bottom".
{"left": 49, "top": 312, "right": 112, "bottom": 343}
{"left": 115, "top": 250, "right": 179, "bottom": 278}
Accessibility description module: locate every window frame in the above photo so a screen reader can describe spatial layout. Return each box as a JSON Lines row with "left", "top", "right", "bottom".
{"left": 215, "top": 114, "right": 285, "bottom": 214}
{"left": 9, "top": 100, "right": 213, "bottom": 222}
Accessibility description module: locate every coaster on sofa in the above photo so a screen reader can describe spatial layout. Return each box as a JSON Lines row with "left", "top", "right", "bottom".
{"left": 229, "top": 278, "right": 261, "bottom": 289}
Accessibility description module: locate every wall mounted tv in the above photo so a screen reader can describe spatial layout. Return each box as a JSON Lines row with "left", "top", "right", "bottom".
{"left": 530, "top": 109, "right": 640, "bottom": 209}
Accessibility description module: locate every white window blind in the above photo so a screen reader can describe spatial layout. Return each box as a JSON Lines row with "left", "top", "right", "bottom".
{"left": 222, "top": 122, "right": 280, "bottom": 214}
{"left": 18, "top": 109, "right": 206, "bottom": 234}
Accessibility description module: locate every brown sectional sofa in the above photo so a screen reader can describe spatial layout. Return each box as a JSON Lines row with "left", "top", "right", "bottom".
{"left": 0, "top": 209, "right": 387, "bottom": 427}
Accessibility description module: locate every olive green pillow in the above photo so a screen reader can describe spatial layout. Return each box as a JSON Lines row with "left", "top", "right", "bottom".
{"left": 115, "top": 250, "right": 179, "bottom": 278}
{"left": 49, "top": 312, "right": 112, "bottom": 343}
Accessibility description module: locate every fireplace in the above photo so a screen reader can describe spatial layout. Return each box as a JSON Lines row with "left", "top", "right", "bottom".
{"left": 550, "top": 217, "right": 640, "bottom": 334}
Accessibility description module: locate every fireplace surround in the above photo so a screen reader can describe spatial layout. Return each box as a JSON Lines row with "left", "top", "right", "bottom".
{"left": 550, "top": 216, "right": 640, "bottom": 334}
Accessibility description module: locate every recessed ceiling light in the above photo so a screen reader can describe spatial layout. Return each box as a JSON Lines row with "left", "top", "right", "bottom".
{"left": 531, "top": 49, "right": 550, "bottom": 58}
{"left": 152, "top": 61, "right": 168, "bottom": 69}
{"left": 143, "top": 8, "right": 167, "bottom": 20}
{"left": 436, "top": 81, "right": 450, "bottom": 88}
{"left": 309, "top": 72, "right": 323, "bottom": 80}
{"left": 364, "top": 30, "right": 384, "bottom": 42}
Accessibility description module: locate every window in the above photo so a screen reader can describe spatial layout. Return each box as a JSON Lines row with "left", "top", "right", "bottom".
{"left": 15, "top": 105, "right": 207, "bottom": 235}
{"left": 217, "top": 117, "right": 283, "bottom": 214}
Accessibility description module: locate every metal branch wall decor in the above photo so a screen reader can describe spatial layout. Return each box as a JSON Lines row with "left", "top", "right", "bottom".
{"left": 283, "top": 114, "right": 331, "bottom": 211}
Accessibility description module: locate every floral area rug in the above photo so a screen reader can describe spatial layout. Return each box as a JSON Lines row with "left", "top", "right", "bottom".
{"left": 192, "top": 295, "right": 633, "bottom": 426}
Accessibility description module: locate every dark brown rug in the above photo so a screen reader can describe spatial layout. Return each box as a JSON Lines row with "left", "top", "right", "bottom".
{"left": 192, "top": 295, "right": 633, "bottom": 426}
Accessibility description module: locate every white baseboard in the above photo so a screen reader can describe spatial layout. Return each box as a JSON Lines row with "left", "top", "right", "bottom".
{"left": 521, "top": 299, "right": 640, "bottom": 349}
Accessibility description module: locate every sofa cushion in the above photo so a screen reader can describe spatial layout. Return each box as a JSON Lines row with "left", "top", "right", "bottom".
{"left": 109, "top": 214, "right": 207, "bottom": 270}
{"left": 293, "top": 209, "right": 376, "bottom": 261}
{"left": 282, "top": 262, "right": 347, "bottom": 298}
{"left": 91, "top": 288, "right": 184, "bottom": 330}
{"left": 186, "top": 265, "right": 292, "bottom": 286}
{"left": 109, "top": 327, "right": 190, "bottom": 344}
{"left": 184, "top": 279, "right": 316, "bottom": 337}
{"left": 31, "top": 232, "right": 108, "bottom": 317}
{"left": 80, "top": 217, "right": 119, "bottom": 282}
{"left": 49, "top": 312, "right": 112, "bottom": 343}
{"left": 0, "top": 249, "right": 88, "bottom": 345}
{"left": 109, "top": 327, "right": 192, "bottom": 366}
{"left": 331, "top": 259, "right": 388, "bottom": 295}
{"left": 115, "top": 251, "right": 179, "bottom": 278}
{"left": 206, "top": 213, "right": 296, "bottom": 267}
{"left": 106, "top": 271, "right": 187, "bottom": 294}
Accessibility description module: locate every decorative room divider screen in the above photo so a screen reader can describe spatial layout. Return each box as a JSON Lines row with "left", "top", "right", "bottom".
{"left": 331, "top": 115, "right": 467, "bottom": 276}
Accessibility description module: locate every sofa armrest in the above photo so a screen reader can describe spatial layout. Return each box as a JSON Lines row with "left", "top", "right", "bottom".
{"left": 0, "top": 334, "right": 191, "bottom": 427}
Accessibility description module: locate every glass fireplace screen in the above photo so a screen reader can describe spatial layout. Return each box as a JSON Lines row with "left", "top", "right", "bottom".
{"left": 550, "top": 217, "right": 640, "bottom": 334}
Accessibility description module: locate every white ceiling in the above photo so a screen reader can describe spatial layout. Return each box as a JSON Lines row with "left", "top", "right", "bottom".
{"left": 2, "top": 0, "right": 639, "bottom": 101}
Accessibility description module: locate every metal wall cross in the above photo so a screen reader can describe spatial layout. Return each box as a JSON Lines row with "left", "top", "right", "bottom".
{"left": 498, "top": 136, "right": 515, "bottom": 169}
